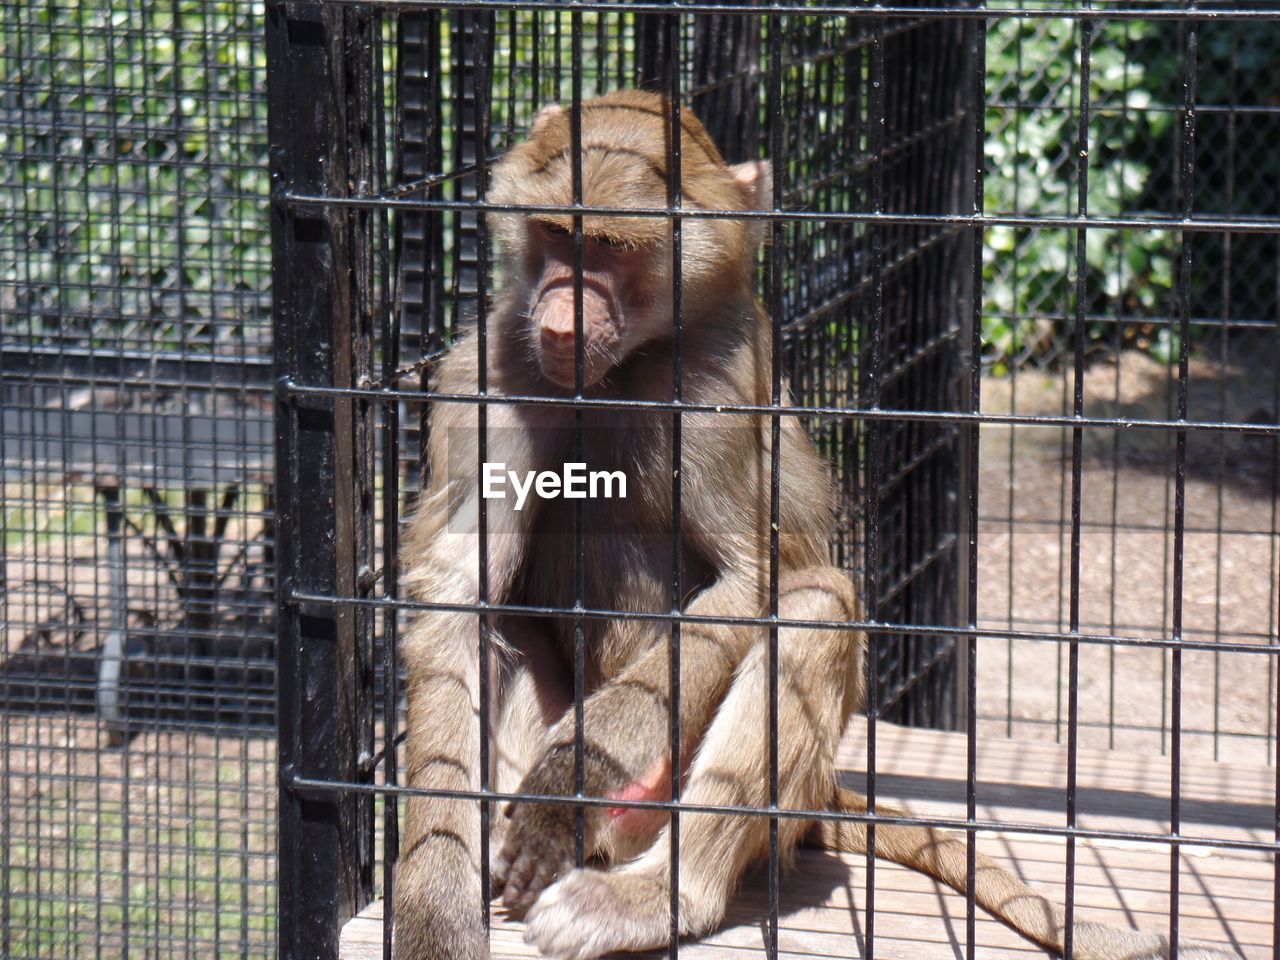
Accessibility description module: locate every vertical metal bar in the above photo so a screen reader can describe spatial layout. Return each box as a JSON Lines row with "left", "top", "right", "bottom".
{"left": 1274, "top": 293, "right": 1280, "bottom": 960}
{"left": 1170, "top": 6, "right": 1199, "bottom": 956}
{"left": 1105, "top": 21, "right": 1137, "bottom": 752}
{"left": 397, "top": 8, "right": 444, "bottom": 396}
{"left": 1210, "top": 32, "right": 1240, "bottom": 766}
{"left": 351, "top": 3, "right": 380, "bottom": 916}
{"left": 267, "top": 4, "right": 373, "bottom": 956}
{"left": 5, "top": 0, "right": 31, "bottom": 843}
{"left": 376, "top": 6, "right": 402, "bottom": 956}
{"left": 426, "top": 13, "right": 447, "bottom": 474}
{"left": 553, "top": 10, "right": 563, "bottom": 100}
{"left": 637, "top": 12, "right": 667, "bottom": 92}
{"left": 113, "top": 5, "right": 137, "bottom": 942}
{"left": 664, "top": 11, "right": 684, "bottom": 958}
{"left": 449, "top": 12, "right": 481, "bottom": 340}
{"left": 1053, "top": 23, "right": 1075, "bottom": 742}
{"left": 766, "top": 10, "right": 783, "bottom": 959}
{"left": 964, "top": 10, "right": 988, "bottom": 960}
{"left": 396, "top": 8, "right": 445, "bottom": 494}
{"left": 1271, "top": 309, "right": 1280, "bottom": 773}
{"left": 596, "top": 12, "right": 607, "bottom": 96}
{"left": 507, "top": 12, "right": 519, "bottom": 148}
{"left": 0, "top": 304, "right": 9, "bottom": 960}
{"left": 1002, "top": 9, "right": 1028, "bottom": 742}
{"left": 531, "top": 10, "right": 541, "bottom": 105}
{"left": 570, "top": 7, "right": 587, "bottom": 870}
{"left": 863, "top": 12, "right": 886, "bottom": 960}
{"left": 469, "top": 9, "right": 496, "bottom": 940}
{"left": 1064, "top": 11, "right": 1094, "bottom": 959}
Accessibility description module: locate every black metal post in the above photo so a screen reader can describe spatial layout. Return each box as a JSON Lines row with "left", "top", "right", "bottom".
{"left": 95, "top": 482, "right": 127, "bottom": 742}
{"left": 268, "top": 3, "right": 376, "bottom": 958}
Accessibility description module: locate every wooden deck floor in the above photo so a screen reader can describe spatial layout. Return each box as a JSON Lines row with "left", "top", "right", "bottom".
{"left": 341, "top": 722, "right": 1275, "bottom": 959}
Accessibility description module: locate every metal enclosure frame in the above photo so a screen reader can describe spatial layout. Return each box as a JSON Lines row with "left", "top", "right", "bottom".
{"left": 268, "top": 4, "right": 974, "bottom": 955}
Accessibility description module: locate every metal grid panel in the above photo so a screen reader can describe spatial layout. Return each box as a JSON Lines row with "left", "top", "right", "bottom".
{"left": 3, "top": 0, "right": 1276, "bottom": 958}
{"left": 979, "top": 13, "right": 1280, "bottom": 766}
{"left": 269, "top": 3, "right": 1280, "bottom": 960}
{"left": 394, "top": 10, "right": 968, "bottom": 728}
{"left": 271, "top": 5, "right": 973, "bottom": 957}
{"left": 0, "top": 0, "right": 275, "bottom": 956}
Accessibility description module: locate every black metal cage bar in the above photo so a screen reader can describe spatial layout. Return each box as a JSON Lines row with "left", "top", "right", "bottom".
{"left": 270, "top": 3, "right": 972, "bottom": 956}
{"left": 267, "top": 3, "right": 1280, "bottom": 959}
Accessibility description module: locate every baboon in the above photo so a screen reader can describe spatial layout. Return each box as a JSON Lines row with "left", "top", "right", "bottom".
{"left": 393, "top": 89, "right": 1240, "bottom": 960}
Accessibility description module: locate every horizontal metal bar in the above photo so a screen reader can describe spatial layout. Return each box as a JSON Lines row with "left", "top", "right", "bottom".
{"left": 279, "top": 379, "right": 1280, "bottom": 437}
{"left": 979, "top": 614, "right": 1275, "bottom": 645}
{"left": 975, "top": 711, "right": 1280, "bottom": 743}
{"left": 0, "top": 345, "right": 274, "bottom": 387}
{"left": 0, "top": 765, "right": 280, "bottom": 802}
{"left": 986, "top": 100, "right": 1280, "bottom": 118}
{"left": 282, "top": 773, "right": 1280, "bottom": 857}
{"left": 979, "top": 515, "right": 1278, "bottom": 539}
{"left": 277, "top": 190, "right": 1280, "bottom": 235}
{"left": 2, "top": 369, "right": 274, "bottom": 395}
{"left": 283, "top": 586, "right": 1280, "bottom": 656}
{"left": 276, "top": 1, "right": 1280, "bottom": 23}
{"left": 982, "top": 310, "right": 1280, "bottom": 333}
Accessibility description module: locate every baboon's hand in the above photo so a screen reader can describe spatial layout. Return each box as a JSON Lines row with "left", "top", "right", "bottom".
{"left": 492, "top": 748, "right": 581, "bottom": 914}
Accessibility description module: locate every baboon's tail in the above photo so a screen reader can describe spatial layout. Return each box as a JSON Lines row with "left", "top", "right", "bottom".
{"left": 815, "top": 786, "right": 1240, "bottom": 960}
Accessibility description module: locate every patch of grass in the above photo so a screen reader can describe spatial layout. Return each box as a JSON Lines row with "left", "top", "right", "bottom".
{"left": 3, "top": 748, "right": 276, "bottom": 960}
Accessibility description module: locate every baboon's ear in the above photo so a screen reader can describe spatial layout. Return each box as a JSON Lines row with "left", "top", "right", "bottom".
{"left": 731, "top": 160, "right": 773, "bottom": 247}
{"left": 730, "top": 160, "right": 773, "bottom": 212}
{"left": 531, "top": 103, "right": 565, "bottom": 136}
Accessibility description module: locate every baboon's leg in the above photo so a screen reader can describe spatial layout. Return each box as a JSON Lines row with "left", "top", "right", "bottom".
{"left": 491, "top": 572, "right": 765, "bottom": 913}
{"left": 394, "top": 606, "right": 489, "bottom": 960}
{"left": 523, "top": 567, "right": 860, "bottom": 960}
{"left": 491, "top": 620, "right": 573, "bottom": 851}
{"left": 395, "top": 602, "right": 574, "bottom": 960}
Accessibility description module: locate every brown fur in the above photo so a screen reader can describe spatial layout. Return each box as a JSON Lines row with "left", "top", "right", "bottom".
{"left": 393, "top": 90, "right": 1241, "bottom": 960}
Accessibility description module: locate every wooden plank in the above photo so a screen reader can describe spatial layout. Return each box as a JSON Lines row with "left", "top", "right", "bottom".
{"left": 835, "top": 721, "right": 1275, "bottom": 851}
{"left": 341, "top": 723, "right": 1276, "bottom": 960}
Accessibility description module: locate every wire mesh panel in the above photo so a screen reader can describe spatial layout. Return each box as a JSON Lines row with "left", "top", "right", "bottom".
{"left": 3, "top": 0, "right": 1275, "bottom": 957}
{"left": 0, "top": 1, "right": 275, "bottom": 956}
{"left": 978, "top": 13, "right": 1280, "bottom": 765}
{"left": 267, "top": 3, "right": 1275, "bottom": 960}
{"left": 272, "top": 4, "right": 973, "bottom": 958}
{"left": 393, "top": 11, "right": 970, "bottom": 730}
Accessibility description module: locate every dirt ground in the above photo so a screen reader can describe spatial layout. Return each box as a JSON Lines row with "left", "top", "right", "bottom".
{"left": 975, "top": 349, "right": 1279, "bottom": 764}
{"left": 0, "top": 713, "right": 276, "bottom": 959}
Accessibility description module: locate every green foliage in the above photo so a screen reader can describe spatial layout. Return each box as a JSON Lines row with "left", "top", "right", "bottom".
{"left": 982, "top": 18, "right": 1280, "bottom": 373}
{"left": 983, "top": 18, "right": 1178, "bottom": 373}
{"left": 0, "top": 0, "right": 270, "bottom": 351}
{"left": 5, "top": 7, "right": 1274, "bottom": 372}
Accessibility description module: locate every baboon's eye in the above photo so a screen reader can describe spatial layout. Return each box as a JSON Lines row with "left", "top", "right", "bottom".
{"left": 537, "top": 219, "right": 571, "bottom": 238}
{"left": 594, "top": 234, "right": 631, "bottom": 252}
